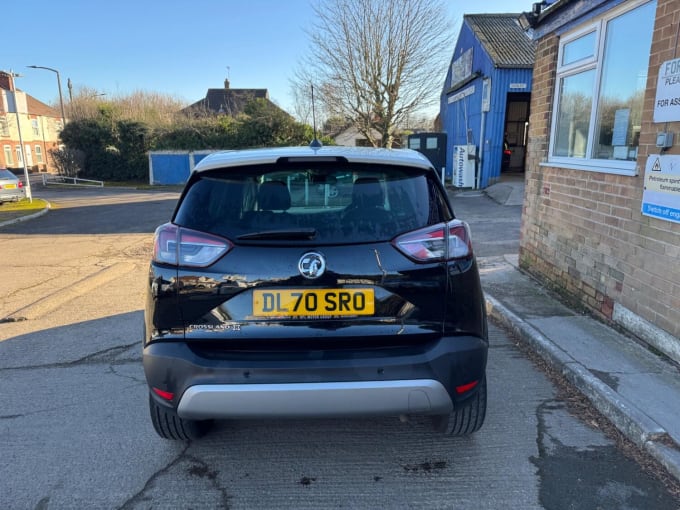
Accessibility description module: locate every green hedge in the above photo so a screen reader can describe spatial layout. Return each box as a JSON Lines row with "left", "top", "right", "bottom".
{"left": 60, "top": 99, "right": 332, "bottom": 182}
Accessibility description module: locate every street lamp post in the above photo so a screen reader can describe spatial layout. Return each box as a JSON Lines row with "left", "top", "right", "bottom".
{"left": 27, "top": 65, "right": 66, "bottom": 130}
{"left": 4, "top": 71, "right": 32, "bottom": 202}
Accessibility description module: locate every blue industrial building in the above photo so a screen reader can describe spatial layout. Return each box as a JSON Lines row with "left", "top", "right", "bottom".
{"left": 439, "top": 13, "right": 536, "bottom": 188}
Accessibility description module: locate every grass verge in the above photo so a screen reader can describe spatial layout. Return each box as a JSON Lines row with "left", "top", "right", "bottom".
{"left": 0, "top": 198, "right": 49, "bottom": 211}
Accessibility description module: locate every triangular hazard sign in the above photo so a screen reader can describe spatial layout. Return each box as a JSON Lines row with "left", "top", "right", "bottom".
{"left": 652, "top": 158, "right": 662, "bottom": 171}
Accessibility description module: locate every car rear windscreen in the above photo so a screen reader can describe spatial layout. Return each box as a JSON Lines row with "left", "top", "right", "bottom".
{"left": 174, "top": 163, "right": 451, "bottom": 244}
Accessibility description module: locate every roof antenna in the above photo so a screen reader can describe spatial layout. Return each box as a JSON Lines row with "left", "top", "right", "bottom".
{"left": 309, "top": 84, "right": 322, "bottom": 149}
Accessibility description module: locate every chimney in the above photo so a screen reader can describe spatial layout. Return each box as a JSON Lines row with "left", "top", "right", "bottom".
{"left": 224, "top": 78, "right": 230, "bottom": 89}
{"left": 0, "top": 72, "right": 12, "bottom": 91}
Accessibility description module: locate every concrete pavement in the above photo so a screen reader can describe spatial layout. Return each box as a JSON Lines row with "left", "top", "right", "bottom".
{"left": 478, "top": 178, "right": 680, "bottom": 482}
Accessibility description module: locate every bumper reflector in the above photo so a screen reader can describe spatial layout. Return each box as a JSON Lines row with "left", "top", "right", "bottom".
{"left": 455, "top": 380, "right": 479, "bottom": 395}
{"left": 153, "top": 387, "right": 174, "bottom": 401}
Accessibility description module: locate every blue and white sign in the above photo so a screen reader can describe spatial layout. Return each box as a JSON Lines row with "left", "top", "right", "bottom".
{"left": 641, "top": 155, "right": 680, "bottom": 224}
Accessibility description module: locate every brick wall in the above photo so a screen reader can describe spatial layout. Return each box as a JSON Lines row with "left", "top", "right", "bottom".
{"left": 519, "top": 0, "right": 680, "bottom": 339}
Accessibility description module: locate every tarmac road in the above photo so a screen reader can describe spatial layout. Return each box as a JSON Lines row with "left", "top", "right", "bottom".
{"left": 0, "top": 185, "right": 678, "bottom": 509}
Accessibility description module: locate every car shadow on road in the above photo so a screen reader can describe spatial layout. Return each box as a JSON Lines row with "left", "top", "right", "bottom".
{"left": 0, "top": 311, "right": 143, "bottom": 366}
{"left": 0, "top": 197, "right": 178, "bottom": 235}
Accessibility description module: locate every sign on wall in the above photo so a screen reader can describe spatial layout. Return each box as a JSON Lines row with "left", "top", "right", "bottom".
{"left": 447, "top": 85, "right": 475, "bottom": 104}
{"left": 450, "top": 48, "right": 473, "bottom": 88}
{"left": 654, "top": 58, "right": 680, "bottom": 123}
{"left": 482, "top": 78, "right": 491, "bottom": 113}
{"left": 641, "top": 155, "right": 680, "bottom": 224}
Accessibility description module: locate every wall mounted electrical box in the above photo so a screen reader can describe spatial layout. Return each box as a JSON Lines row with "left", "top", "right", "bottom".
{"left": 656, "top": 131, "right": 674, "bottom": 149}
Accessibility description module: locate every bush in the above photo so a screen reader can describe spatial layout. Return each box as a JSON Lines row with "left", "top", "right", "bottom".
{"left": 60, "top": 98, "right": 322, "bottom": 182}
{"left": 48, "top": 148, "right": 85, "bottom": 177}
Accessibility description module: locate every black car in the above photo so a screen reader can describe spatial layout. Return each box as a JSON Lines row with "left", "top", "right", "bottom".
{"left": 143, "top": 145, "right": 488, "bottom": 440}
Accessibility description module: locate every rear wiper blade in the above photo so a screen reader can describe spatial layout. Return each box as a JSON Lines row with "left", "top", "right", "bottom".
{"left": 237, "top": 228, "right": 317, "bottom": 240}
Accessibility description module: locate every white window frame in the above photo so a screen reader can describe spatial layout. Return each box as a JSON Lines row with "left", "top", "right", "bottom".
{"left": 547, "top": 0, "right": 655, "bottom": 176}
{"left": 3, "top": 145, "right": 13, "bottom": 165}
{"left": 31, "top": 119, "right": 40, "bottom": 136}
{"left": 35, "top": 144, "right": 44, "bottom": 164}
{"left": 15, "top": 145, "right": 23, "bottom": 165}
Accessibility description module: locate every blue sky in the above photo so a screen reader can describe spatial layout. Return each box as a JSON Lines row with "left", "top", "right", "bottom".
{"left": 3, "top": 0, "right": 533, "bottom": 115}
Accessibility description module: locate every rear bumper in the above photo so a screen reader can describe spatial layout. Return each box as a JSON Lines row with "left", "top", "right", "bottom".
{"left": 178, "top": 380, "right": 453, "bottom": 419}
{"left": 0, "top": 190, "right": 25, "bottom": 202}
{"left": 144, "top": 335, "right": 487, "bottom": 420}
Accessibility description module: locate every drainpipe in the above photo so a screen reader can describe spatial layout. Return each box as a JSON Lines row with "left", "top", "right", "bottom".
{"left": 477, "top": 111, "right": 487, "bottom": 190}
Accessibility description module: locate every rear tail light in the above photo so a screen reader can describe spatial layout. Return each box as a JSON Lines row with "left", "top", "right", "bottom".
{"left": 153, "top": 223, "right": 232, "bottom": 267}
{"left": 18, "top": 181, "right": 23, "bottom": 188}
{"left": 393, "top": 220, "right": 472, "bottom": 262}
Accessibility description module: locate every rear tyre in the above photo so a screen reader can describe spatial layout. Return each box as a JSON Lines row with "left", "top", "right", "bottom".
{"left": 148, "top": 394, "right": 212, "bottom": 440}
{"left": 433, "top": 376, "right": 487, "bottom": 436}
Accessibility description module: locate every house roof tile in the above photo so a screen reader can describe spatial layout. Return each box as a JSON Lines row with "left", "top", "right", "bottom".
{"left": 184, "top": 87, "right": 271, "bottom": 116}
{"left": 26, "top": 95, "right": 62, "bottom": 118}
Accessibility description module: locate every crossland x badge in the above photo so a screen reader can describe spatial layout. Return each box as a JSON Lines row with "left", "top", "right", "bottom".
{"left": 298, "top": 252, "right": 326, "bottom": 279}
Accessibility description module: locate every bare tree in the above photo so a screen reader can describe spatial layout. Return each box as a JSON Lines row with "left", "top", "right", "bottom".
{"left": 68, "top": 87, "right": 187, "bottom": 128}
{"left": 68, "top": 86, "right": 108, "bottom": 122}
{"left": 293, "top": 0, "right": 452, "bottom": 147}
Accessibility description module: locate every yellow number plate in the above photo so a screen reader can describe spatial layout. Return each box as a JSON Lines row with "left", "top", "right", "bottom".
{"left": 253, "top": 289, "right": 374, "bottom": 317}
{"left": 4, "top": 183, "right": 16, "bottom": 189}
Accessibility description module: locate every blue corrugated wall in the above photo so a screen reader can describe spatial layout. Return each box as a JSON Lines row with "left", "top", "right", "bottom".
{"left": 440, "top": 21, "right": 533, "bottom": 188}
{"left": 148, "top": 151, "right": 217, "bottom": 185}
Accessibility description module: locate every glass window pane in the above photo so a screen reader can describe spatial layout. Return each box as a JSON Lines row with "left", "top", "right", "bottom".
{"left": 174, "top": 164, "right": 445, "bottom": 244}
{"left": 562, "top": 31, "right": 596, "bottom": 66}
{"left": 554, "top": 70, "right": 595, "bottom": 158}
{"left": 592, "top": 1, "right": 655, "bottom": 161}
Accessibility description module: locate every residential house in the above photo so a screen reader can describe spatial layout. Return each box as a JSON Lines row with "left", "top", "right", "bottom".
{"left": 0, "top": 71, "right": 63, "bottom": 173}
{"left": 520, "top": 0, "right": 680, "bottom": 363}
{"left": 182, "top": 78, "right": 285, "bottom": 117}
{"left": 439, "top": 13, "right": 535, "bottom": 188}
{"left": 333, "top": 125, "right": 383, "bottom": 147}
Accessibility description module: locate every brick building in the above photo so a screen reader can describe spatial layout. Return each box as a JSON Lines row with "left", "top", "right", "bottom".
{"left": 520, "top": 0, "right": 680, "bottom": 363}
{"left": 0, "top": 71, "right": 63, "bottom": 173}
